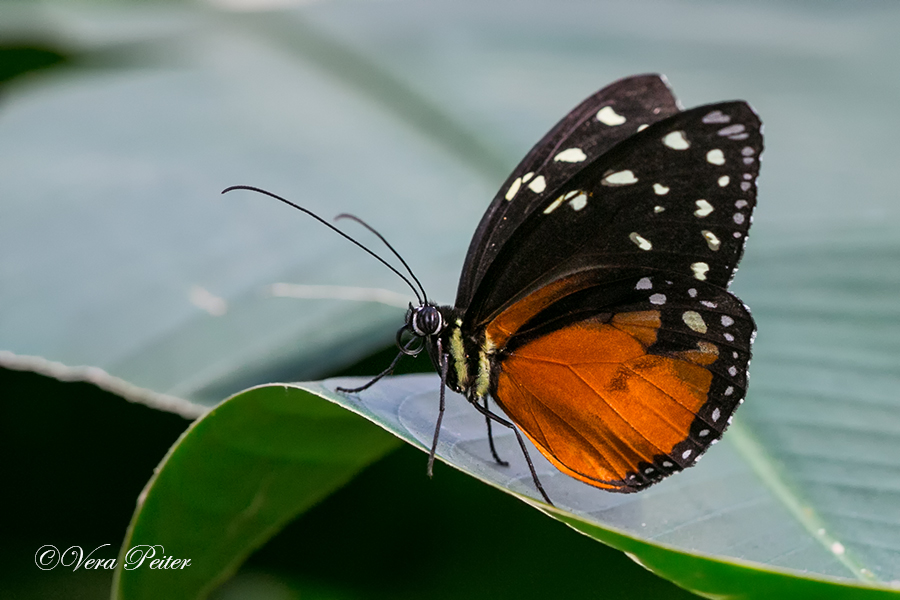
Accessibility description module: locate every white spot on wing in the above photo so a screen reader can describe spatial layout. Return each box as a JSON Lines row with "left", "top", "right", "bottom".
{"left": 707, "top": 149, "right": 726, "bottom": 165}
{"left": 734, "top": 213, "right": 746, "bottom": 224}
{"left": 543, "top": 196, "right": 564, "bottom": 214}
{"left": 597, "top": 105, "right": 627, "bottom": 126}
{"left": 721, "top": 315, "right": 734, "bottom": 327}
{"left": 653, "top": 183, "right": 669, "bottom": 195}
{"left": 682, "top": 311, "right": 707, "bottom": 333}
{"left": 522, "top": 172, "right": 534, "bottom": 183}
{"left": 636, "top": 124, "right": 649, "bottom": 132}
{"left": 718, "top": 175, "right": 730, "bottom": 187}
{"left": 694, "top": 200, "right": 714, "bottom": 217}
{"left": 682, "top": 449, "right": 693, "bottom": 460}
{"left": 702, "top": 110, "right": 730, "bottom": 124}
{"left": 505, "top": 177, "right": 522, "bottom": 201}
{"left": 718, "top": 124, "right": 746, "bottom": 137}
{"left": 702, "top": 230, "right": 721, "bottom": 251}
{"left": 650, "top": 293, "right": 666, "bottom": 305}
{"left": 602, "top": 170, "right": 638, "bottom": 186}
{"left": 663, "top": 130, "right": 690, "bottom": 150}
{"left": 569, "top": 193, "right": 588, "bottom": 211}
{"left": 712, "top": 407, "right": 721, "bottom": 422}
{"left": 691, "top": 262, "right": 709, "bottom": 281}
{"left": 688, "top": 288, "right": 697, "bottom": 298}
{"left": 554, "top": 148, "right": 587, "bottom": 162}
{"left": 654, "top": 205, "right": 665, "bottom": 213}
{"left": 528, "top": 175, "right": 546, "bottom": 193}
{"left": 735, "top": 199, "right": 749, "bottom": 209}
{"left": 629, "top": 232, "right": 653, "bottom": 250}
{"left": 635, "top": 277, "right": 652, "bottom": 290}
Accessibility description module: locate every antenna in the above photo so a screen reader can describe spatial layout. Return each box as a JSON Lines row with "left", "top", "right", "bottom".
{"left": 335, "top": 213, "right": 428, "bottom": 302}
{"left": 222, "top": 185, "right": 424, "bottom": 304}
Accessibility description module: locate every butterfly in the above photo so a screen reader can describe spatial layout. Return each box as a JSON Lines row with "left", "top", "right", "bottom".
{"left": 387, "top": 74, "right": 761, "bottom": 502}
{"left": 227, "top": 73, "right": 762, "bottom": 505}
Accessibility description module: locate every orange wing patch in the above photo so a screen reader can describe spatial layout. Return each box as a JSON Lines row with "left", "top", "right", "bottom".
{"left": 484, "top": 272, "right": 597, "bottom": 347}
{"left": 494, "top": 314, "right": 712, "bottom": 490}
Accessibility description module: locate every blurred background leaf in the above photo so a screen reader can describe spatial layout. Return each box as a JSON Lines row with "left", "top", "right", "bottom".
{"left": 3, "top": 0, "right": 900, "bottom": 598}
{"left": 4, "top": 0, "right": 899, "bottom": 410}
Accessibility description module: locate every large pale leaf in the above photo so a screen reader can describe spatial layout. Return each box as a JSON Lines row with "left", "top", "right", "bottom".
{"left": 117, "top": 376, "right": 900, "bottom": 599}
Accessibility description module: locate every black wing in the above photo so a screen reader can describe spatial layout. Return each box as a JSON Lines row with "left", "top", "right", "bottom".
{"left": 463, "top": 100, "right": 762, "bottom": 328}
{"left": 455, "top": 74, "right": 681, "bottom": 311}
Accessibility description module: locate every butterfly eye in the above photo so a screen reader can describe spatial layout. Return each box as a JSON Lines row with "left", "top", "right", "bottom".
{"left": 411, "top": 305, "right": 443, "bottom": 336}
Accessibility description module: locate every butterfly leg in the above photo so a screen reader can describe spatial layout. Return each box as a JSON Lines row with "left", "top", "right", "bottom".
{"left": 468, "top": 401, "right": 553, "bottom": 506}
{"left": 482, "top": 396, "right": 509, "bottom": 467}
{"left": 335, "top": 349, "right": 405, "bottom": 393}
{"left": 426, "top": 338, "right": 449, "bottom": 478}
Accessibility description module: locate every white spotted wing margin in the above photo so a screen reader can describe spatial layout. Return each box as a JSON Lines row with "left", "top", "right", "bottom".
{"left": 456, "top": 74, "right": 681, "bottom": 311}
{"left": 635, "top": 274, "right": 756, "bottom": 488}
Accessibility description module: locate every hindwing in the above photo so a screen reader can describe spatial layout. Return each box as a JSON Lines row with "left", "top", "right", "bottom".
{"left": 484, "top": 268, "right": 754, "bottom": 491}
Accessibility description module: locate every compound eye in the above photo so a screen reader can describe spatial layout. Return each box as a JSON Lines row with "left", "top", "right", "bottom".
{"left": 412, "top": 306, "right": 443, "bottom": 336}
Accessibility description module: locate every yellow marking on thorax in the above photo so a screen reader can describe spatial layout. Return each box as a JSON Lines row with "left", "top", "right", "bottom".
{"left": 449, "top": 322, "right": 468, "bottom": 391}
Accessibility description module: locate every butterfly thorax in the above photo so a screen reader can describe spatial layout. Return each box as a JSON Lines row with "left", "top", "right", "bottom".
{"left": 415, "top": 305, "right": 495, "bottom": 401}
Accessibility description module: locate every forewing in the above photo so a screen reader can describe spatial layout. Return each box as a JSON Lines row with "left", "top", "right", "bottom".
{"left": 489, "top": 268, "right": 754, "bottom": 492}
{"left": 456, "top": 74, "right": 680, "bottom": 310}
{"left": 465, "top": 101, "right": 762, "bottom": 327}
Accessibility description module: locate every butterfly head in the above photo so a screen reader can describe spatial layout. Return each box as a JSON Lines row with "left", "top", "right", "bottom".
{"left": 396, "top": 303, "right": 447, "bottom": 357}
{"left": 410, "top": 304, "right": 444, "bottom": 337}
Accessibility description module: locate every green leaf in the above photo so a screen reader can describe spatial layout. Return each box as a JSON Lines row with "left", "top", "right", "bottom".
{"left": 112, "top": 384, "right": 402, "bottom": 600}
{"left": 119, "top": 377, "right": 900, "bottom": 599}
